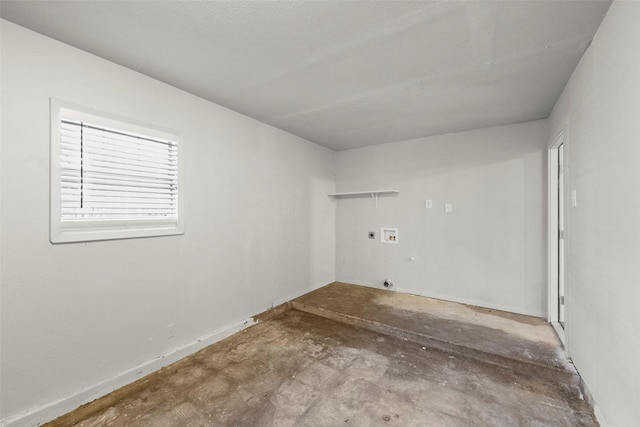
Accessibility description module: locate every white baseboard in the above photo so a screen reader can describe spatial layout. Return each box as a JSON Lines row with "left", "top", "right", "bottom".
{"left": 271, "top": 282, "right": 325, "bottom": 307}
{"left": 1, "top": 317, "right": 253, "bottom": 427}
{"left": 336, "top": 279, "right": 543, "bottom": 318}
{"left": 550, "top": 321, "right": 567, "bottom": 349}
{"left": 576, "top": 372, "right": 609, "bottom": 427}
{"left": 1, "top": 283, "right": 331, "bottom": 427}
{"left": 2, "top": 281, "right": 601, "bottom": 427}
{"left": 593, "top": 404, "right": 610, "bottom": 427}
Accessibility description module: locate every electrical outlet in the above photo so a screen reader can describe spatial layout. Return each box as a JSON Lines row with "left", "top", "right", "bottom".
{"left": 445, "top": 203, "right": 453, "bottom": 213}
{"left": 425, "top": 199, "right": 432, "bottom": 208}
{"left": 167, "top": 324, "right": 175, "bottom": 339}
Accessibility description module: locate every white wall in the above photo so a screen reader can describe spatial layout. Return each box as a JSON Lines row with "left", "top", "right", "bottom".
{"left": 549, "top": 2, "right": 640, "bottom": 426}
{"left": 0, "top": 20, "right": 335, "bottom": 425}
{"left": 335, "top": 120, "right": 549, "bottom": 317}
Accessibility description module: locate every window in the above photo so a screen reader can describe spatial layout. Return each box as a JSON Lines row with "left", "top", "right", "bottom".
{"left": 50, "top": 99, "right": 184, "bottom": 243}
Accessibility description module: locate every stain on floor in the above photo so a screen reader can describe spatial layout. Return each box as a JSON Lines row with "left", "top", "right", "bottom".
{"left": 293, "top": 283, "right": 575, "bottom": 379}
{"left": 45, "top": 283, "right": 597, "bottom": 427}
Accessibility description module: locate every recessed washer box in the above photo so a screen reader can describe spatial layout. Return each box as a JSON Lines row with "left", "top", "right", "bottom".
{"left": 381, "top": 227, "right": 398, "bottom": 244}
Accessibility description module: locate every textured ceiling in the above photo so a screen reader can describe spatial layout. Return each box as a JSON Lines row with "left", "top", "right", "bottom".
{"left": 1, "top": 1, "right": 611, "bottom": 151}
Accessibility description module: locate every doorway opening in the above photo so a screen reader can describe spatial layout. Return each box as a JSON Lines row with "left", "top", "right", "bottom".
{"left": 548, "top": 131, "right": 566, "bottom": 344}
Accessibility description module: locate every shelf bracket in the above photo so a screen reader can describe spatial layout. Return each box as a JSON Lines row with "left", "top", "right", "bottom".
{"left": 371, "top": 192, "right": 378, "bottom": 207}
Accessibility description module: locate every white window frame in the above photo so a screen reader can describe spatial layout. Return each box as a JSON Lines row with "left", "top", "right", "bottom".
{"left": 50, "top": 98, "right": 184, "bottom": 243}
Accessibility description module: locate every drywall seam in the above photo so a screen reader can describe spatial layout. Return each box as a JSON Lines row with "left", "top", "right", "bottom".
{"left": 336, "top": 279, "right": 544, "bottom": 318}
{"left": 0, "top": 318, "right": 253, "bottom": 427}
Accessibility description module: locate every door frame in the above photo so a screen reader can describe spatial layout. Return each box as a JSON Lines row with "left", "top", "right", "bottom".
{"left": 547, "top": 130, "right": 566, "bottom": 345}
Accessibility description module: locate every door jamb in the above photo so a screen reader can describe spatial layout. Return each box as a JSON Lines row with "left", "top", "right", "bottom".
{"left": 547, "top": 130, "right": 566, "bottom": 345}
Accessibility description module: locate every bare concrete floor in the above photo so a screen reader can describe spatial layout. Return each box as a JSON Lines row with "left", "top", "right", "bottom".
{"left": 46, "top": 283, "right": 596, "bottom": 427}
{"left": 293, "top": 283, "right": 576, "bottom": 382}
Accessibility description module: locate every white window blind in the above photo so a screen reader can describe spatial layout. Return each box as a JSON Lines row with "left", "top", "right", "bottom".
{"left": 50, "top": 99, "right": 184, "bottom": 243}
{"left": 60, "top": 120, "right": 178, "bottom": 221}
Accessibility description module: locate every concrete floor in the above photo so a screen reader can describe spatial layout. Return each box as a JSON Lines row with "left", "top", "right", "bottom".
{"left": 45, "top": 282, "right": 597, "bottom": 426}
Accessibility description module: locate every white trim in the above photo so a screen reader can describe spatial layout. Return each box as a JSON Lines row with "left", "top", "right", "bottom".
{"left": 337, "top": 279, "right": 543, "bottom": 317}
{"left": 547, "top": 147, "right": 559, "bottom": 322}
{"left": 547, "top": 131, "right": 566, "bottom": 342}
{"left": 551, "top": 321, "right": 566, "bottom": 350}
{"left": 271, "top": 281, "right": 328, "bottom": 308}
{"left": 593, "top": 404, "right": 610, "bottom": 427}
{"left": 0, "top": 283, "right": 331, "bottom": 427}
{"left": 1, "top": 320, "right": 251, "bottom": 427}
{"left": 578, "top": 374, "right": 609, "bottom": 427}
{"left": 50, "top": 98, "right": 184, "bottom": 244}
